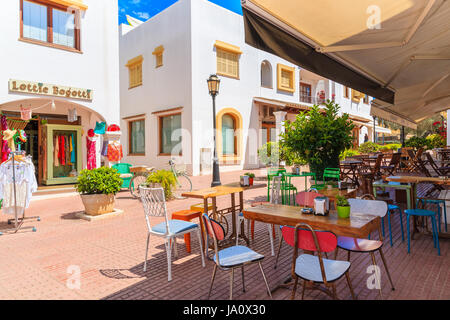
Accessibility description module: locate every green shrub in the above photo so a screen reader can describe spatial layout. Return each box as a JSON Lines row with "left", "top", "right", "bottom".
{"left": 146, "top": 170, "right": 177, "bottom": 199}
{"left": 358, "top": 142, "right": 380, "bottom": 154}
{"left": 280, "top": 100, "right": 354, "bottom": 180}
{"left": 404, "top": 136, "right": 427, "bottom": 150}
{"left": 340, "top": 149, "right": 360, "bottom": 160}
{"left": 379, "top": 143, "right": 402, "bottom": 152}
{"left": 426, "top": 134, "right": 445, "bottom": 149}
{"left": 76, "top": 167, "right": 122, "bottom": 195}
{"left": 244, "top": 172, "right": 255, "bottom": 178}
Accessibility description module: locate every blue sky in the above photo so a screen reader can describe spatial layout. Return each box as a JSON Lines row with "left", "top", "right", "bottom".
{"left": 118, "top": 0, "right": 243, "bottom": 24}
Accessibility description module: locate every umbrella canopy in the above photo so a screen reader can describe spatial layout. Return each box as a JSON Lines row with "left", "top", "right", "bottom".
{"left": 242, "top": 0, "right": 450, "bottom": 127}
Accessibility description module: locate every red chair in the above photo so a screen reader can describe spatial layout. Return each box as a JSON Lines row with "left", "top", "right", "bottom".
{"left": 283, "top": 223, "right": 356, "bottom": 300}
{"left": 273, "top": 190, "right": 322, "bottom": 269}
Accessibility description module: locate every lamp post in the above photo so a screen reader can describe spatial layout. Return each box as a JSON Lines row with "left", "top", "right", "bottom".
{"left": 207, "top": 74, "right": 222, "bottom": 187}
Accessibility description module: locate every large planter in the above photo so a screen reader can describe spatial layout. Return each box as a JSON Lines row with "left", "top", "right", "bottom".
{"left": 80, "top": 194, "right": 115, "bottom": 216}
{"left": 337, "top": 205, "right": 351, "bottom": 219}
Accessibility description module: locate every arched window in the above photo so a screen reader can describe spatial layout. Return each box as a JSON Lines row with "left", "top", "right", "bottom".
{"left": 222, "top": 114, "right": 236, "bottom": 155}
{"left": 261, "top": 60, "right": 272, "bottom": 88}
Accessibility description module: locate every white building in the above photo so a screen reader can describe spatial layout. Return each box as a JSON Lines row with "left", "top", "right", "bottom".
{"left": 0, "top": 0, "right": 120, "bottom": 185}
{"left": 119, "top": 0, "right": 387, "bottom": 176}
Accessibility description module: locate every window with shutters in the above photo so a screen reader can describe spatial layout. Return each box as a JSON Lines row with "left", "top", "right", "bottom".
{"left": 277, "top": 64, "right": 295, "bottom": 93}
{"left": 343, "top": 86, "right": 350, "bottom": 99}
{"left": 217, "top": 49, "right": 239, "bottom": 79}
{"left": 126, "top": 55, "right": 143, "bottom": 89}
{"left": 152, "top": 45, "right": 164, "bottom": 68}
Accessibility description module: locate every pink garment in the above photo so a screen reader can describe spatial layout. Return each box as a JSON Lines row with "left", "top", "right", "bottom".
{"left": 1, "top": 139, "right": 10, "bottom": 163}
{"left": 86, "top": 137, "right": 96, "bottom": 170}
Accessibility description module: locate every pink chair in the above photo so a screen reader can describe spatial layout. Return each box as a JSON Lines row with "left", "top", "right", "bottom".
{"left": 273, "top": 190, "right": 322, "bottom": 269}
{"left": 283, "top": 223, "right": 356, "bottom": 300}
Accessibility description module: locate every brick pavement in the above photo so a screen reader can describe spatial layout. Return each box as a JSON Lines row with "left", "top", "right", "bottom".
{"left": 0, "top": 168, "right": 448, "bottom": 300}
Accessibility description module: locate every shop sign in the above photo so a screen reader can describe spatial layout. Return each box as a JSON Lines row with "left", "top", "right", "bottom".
{"left": 9, "top": 79, "right": 93, "bottom": 101}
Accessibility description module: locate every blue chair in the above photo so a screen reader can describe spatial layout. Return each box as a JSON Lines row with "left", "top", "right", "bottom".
{"left": 405, "top": 209, "right": 440, "bottom": 256}
{"left": 382, "top": 204, "right": 404, "bottom": 247}
{"left": 202, "top": 214, "right": 272, "bottom": 300}
{"left": 417, "top": 199, "right": 447, "bottom": 232}
{"left": 112, "top": 163, "right": 133, "bottom": 189}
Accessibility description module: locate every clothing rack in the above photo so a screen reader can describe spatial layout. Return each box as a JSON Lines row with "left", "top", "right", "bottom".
{"left": 0, "top": 150, "right": 39, "bottom": 235}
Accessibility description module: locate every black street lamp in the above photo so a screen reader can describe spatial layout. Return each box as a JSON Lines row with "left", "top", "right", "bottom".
{"left": 207, "top": 74, "right": 221, "bottom": 187}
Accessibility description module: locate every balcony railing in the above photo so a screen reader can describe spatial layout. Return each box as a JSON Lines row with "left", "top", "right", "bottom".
{"left": 299, "top": 93, "right": 336, "bottom": 105}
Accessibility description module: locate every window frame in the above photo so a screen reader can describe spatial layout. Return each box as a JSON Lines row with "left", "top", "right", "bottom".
{"left": 260, "top": 60, "right": 273, "bottom": 89}
{"left": 152, "top": 45, "right": 164, "bottom": 68}
{"left": 20, "top": 0, "right": 81, "bottom": 53}
{"left": 363, "top": 94, "right": 370, "bottom": 104}
{"left": 277, "top": 64, "right": 295, "bottom": 93}
{"left": 343, "top": 86, "right": 350, "bottom": 99}
{"left": 126, "top": 55, "right": 143, "bottom": 89}
{"left": 128, "top": 118, "right": 146, "bottom": 156}
{"left": 158, "top": 112, "right": 182, "bottom": 156}
{"left": 216, "top": 48, "right": 240, "bottom": 79}
{"left": 216, "top": 108, "right": 242, "bottom": 164}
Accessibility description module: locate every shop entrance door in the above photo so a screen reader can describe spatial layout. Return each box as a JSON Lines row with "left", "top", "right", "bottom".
{"left": 262, "top": 122, "right": 276, "bottom": 144}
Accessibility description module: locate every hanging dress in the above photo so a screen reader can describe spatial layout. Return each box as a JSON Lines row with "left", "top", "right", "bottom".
{"left": 86, "top": 136, "right": 96, "bottom": 170}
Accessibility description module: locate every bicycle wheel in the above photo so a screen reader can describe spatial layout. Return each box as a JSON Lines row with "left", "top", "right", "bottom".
{"left": 173, "top": 174, "right": 192, "bottom": 199}
{"left": 129, "top": 174, "right": 147, "bottom": 199}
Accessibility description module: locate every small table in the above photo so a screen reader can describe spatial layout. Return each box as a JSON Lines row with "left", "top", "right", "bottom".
{"left": 282, "top": 172, "right": 317, "bottom": 204}
{"left": 340, "top": 160, "right": 362, "bottom": 187}
{"left": 182, "top": 182, "right": 266, "bottom": 246}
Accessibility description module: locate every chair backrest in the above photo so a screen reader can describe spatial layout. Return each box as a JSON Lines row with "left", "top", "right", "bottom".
{"left": 270, "top": 175, "right": 282, "bottom": 204}
{"left": 295, "top": 190, "right": 322, "bottom": 207}
{"left": 112, "top": 163, "right": 132, "bottom": 174}
{"left": 373, "top": 154, "right": 383, "bottom": 173}
{"left": 282, "top": 223, "right": 337, "bottom": 284}
{"left": 348, "top": 198, "right": 387, "bottom": 217}
{"left": 323, "top": 168, "right": 340, "bottom": 181}
{"left": 389, "top": 153, "right": 402, "bottom": 166}
{"left": 425, "top": 152, "right": 441, "bottom": 174}
{"left": 268, "top": 167, "right": 286, "bottom": 176}
{"left": 201, "top": 213, "right": 226, "bottom": 265}
{"left": 139, "top": 186, "right": 171, "bottom": 234}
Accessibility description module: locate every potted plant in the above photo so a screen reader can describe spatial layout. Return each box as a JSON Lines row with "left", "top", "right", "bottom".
{"left": 145, "top": 169, "right": 177, "bottom": 200}
{"left": 244, "top": 173, "right": 255, "bottom": 186}
{"left": 336, "top": 195, "right": 351, "bottom": 219}
{"left": 280, "top": 100, "right": 354, "bottom": 180}
{"left": 76, "top": 167, "right": 122, "bottom": 216}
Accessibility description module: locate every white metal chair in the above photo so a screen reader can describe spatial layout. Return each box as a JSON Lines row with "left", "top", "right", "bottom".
{"left": 335, "top": 198, "right": 395, "bottom": 299}
{"left": 238, "top": 176, "right": 282, "bottom": 255}
{"left": 140, "top": 186, "right": 205, "bottom": 281}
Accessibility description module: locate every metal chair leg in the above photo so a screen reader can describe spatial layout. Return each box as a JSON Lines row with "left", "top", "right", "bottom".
{"left": 143, "top": 233, "right": 150, "bottom": 272}
{"left": 407, "top": 214, "right": 411, "bottom": 253}
{"left": 291, "top": 276, "right": 299, "bottom": 300}
{"left": 345, "top": 271, "right": 357, "bottom": 300}
{"left": 274, "top": 236, "right": 283, "bottom": 269}
{"left": 268, "top": 224, "right": 275, "bottom": 256}
{"left": 241, "top": 266, "right": 246, "bottom": 292}
{"left": 166, "top": 239, "right": 172, "bottom": 282}
{"left": 387, "top": 210, "right": 393, "bottom": 246}
{"left": 229, "top": 268, "right": 234, "bottom": 300}
{"left": 258, "top": 262, "right": 272, "bottom": 299}
{"left": 301, "top": 279, "right": 306, "bottom": 300}
{"left": 398, "top": 208, "right": 405, "bottom": 242}
{"left": 370, "top": 252, "right": 382, "bottom": 299}
{"left": 207, "top": 265, "right": 217, "bottom": 299}
{"left": 378, "top": 248, "right": 395, "bottom": 291}
{"left": 197, "top": 229, "right": 205, "bottom": 267}
{"left": 332, "top": 283, "right": 338, "bottom": 300}
{"left": 334, "top": 246, "right": 339, "bottom": 260}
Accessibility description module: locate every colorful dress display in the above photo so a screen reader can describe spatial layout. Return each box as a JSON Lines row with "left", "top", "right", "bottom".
{"left": 86, "top": 136, "right": 97, "bottom": 170}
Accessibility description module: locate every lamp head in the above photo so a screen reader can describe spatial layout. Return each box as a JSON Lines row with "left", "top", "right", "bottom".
{"left": 207, "top": 74, "right": 220, "bottom": 96}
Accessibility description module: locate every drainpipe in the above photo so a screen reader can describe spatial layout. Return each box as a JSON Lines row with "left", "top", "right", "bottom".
{"left": 401, "top": 126, "right": 405, "bottom": 146}
{"left": 373, "top": 116, "right": 377, "bottom": 143}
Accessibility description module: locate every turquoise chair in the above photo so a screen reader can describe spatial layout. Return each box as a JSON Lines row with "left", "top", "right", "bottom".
{"left": 311, "top": 168, "right": 340, "bottom": 191}
{"left": 405, "top": 209, "right": 440, "bottom": 256}
{"left": 112, "top": 163, "right": 133, "bottom": 189}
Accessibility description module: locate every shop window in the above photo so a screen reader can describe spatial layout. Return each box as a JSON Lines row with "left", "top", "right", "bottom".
{"left": 128, "top": 119, "right": 145, "bottom": 155}
{"left": 277, "top": 64, "right": 295, "bottom": 93}
{"left": 126, "top": 55, "right": 143, "bottom": 89}
{"left": 21, "top": 0, "right": 83, "bottom": 52}
{"left": 216, "top": 108, "right": 242, "bottom": 162}
{"left": 159, "top": 113, "right": 182, "bottom": 155}
{"left": 153, "top": 45, "right": 164, "bottom": 68}
{"left": 261, "top": 60, "right": 273, "bottom": 88}
{"left": 215, "top": 41, "right": 242, "bottom": 79}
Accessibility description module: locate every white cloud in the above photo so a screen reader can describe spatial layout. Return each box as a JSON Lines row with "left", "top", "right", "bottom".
{"left": 133, "top": 11, "right": 150, "bottom": 20}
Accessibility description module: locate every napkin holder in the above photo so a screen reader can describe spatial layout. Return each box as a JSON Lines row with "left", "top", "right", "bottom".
{"left": 314, "top": 196, "right": 329, "bottom": 216}
{"left": 240, "top": 175, "right": 250, "bottom": 187}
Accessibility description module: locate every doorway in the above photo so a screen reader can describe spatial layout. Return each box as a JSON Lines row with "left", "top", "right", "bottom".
{"left": 262, "top": 122, "right": 276, "bottom": 144}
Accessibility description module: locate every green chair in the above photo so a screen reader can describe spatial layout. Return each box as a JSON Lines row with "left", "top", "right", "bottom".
{"left": 267, "top": 168, "right": 286, "bottom": 201}
{"left": 311, "top": 168, "right": 340, "bottom": 191}
{"left": 112, "top": 163, "right": 133, "bottom": 189}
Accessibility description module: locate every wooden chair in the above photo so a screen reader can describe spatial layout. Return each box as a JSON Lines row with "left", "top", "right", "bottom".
{"left": 406, "top": 148, "right": 424, "bottom": 172}
{"left": 335, "top": 198, "right": 395, "bottom": 299}
{"left": 380, "top": 152, "right": 402, "bottom": 176}
{"left": 202, "top": 214, "right": 272, "bottom": 300}
{"left": 424, "top": 152, "right": 450, "bottom": 176}
{"left": 283, "top": 223, "right": 356, "bottom": 300}
{"left": 140, "top": 186, "right": 205, "bottom": 281}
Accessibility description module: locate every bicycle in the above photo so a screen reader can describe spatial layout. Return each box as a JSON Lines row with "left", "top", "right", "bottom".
{"left": 169, "top": 159, "right": 193, "bottom": 199}
{"left": 129, "top": 166, "right": 155, "bottom": 199}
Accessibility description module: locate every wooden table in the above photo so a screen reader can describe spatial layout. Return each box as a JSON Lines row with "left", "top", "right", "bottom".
{"left": 340, "top": 160, "right": 362, "bottom": 187}
{"left": 182, "top": 182, "right": 266, "bottom": 245}
{"left": 243, "top": 203, "right": 381, "bottom": 239}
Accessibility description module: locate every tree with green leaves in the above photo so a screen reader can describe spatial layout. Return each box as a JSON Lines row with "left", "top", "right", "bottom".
{"left": 280, "top": 100, "right": 354, "bottom": 180}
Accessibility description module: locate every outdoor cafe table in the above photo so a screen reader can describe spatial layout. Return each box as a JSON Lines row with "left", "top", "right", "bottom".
{"left": 318, "top": 187, "right": 358, "bottom": 209}
{"left": 182, "top": 182, "right": 266, "bottom": 246}
{"left": 340, "top": 160, "right": 362, "bottom": 187}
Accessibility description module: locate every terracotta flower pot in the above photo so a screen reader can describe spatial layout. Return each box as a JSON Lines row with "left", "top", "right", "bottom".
{"left": 249, "top": 177, "right": 254, "bottom": 186}
{"left": 80, "top": 194, "right": 115, "bottom": 216}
